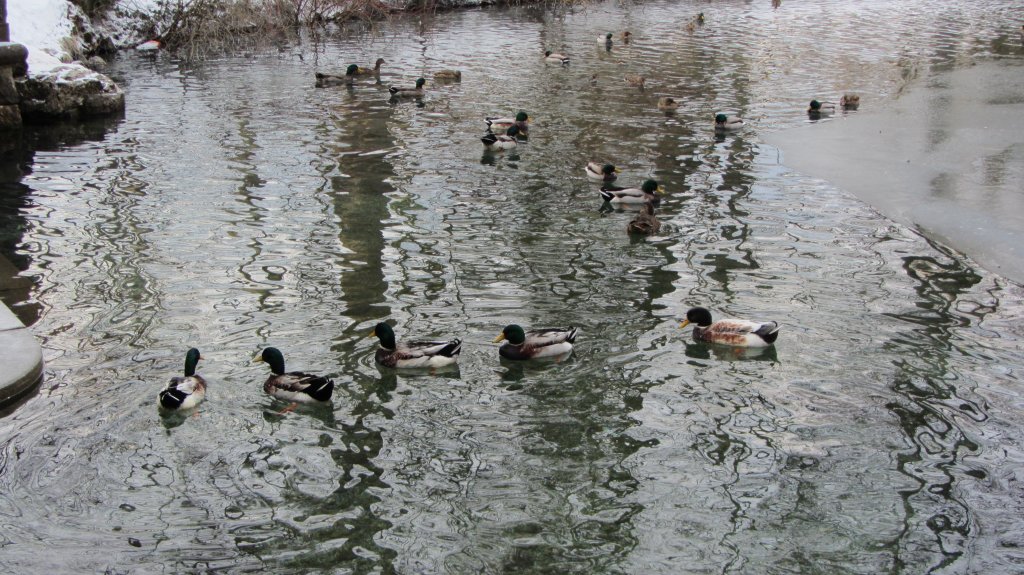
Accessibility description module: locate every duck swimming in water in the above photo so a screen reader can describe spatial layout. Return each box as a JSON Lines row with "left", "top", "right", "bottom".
{"left": 486, "top": 111, "right": 529, "bottom": 134}
{"left": 545, "top": 50, "right": 570, "bottom": 65}
{"left": 600, "top": 179, "right": 664, "bottom": 205}
{"left": 494, "top": 325, "right": 578, "bottom": 360}
{"left": 481, "top": 125, "right": 521, "bottom": 151}
{"left": 354, "top": 58, "right": 385, "bottom": 76}
{"left": 157, "top": 348, "right": 207, "bottom": 412}
{"left": 434, "top": 69, "right": 462, "bottom": 81}
{"left": 807, "top": 99, "right": 836, "bottom": 116}
{"left": 585, "top": 162, "right": 619, "bottom": 183}
{"left": 315, "top": 64, "right": 359, "bottom": 87}
{"left": 714, "top": 113, "right": 744, "bottom": 130}
{"left": 679, "top": 307, "right": 780, "bottom": 347}
{"left": 626, "top": 201, "right": 661, "bottom": 236}
{"left": 369, "top": 322, "right": 462, "bottom": 369}
{"left": 389, "top": 78, "right": 426, "bottom": 98}
{"left": 252, "top": 347, "right": 334, "bottom": 409}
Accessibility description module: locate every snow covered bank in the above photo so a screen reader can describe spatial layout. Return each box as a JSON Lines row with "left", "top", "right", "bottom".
{"left": 8, "top": 0, "right": 79, "bottom": 74}
{"left": 5, "top": 0, "right": 132, "bottom": 120}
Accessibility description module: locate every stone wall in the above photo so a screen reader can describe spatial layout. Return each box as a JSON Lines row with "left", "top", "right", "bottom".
{"left": 0, "top": 42, "right": 26, "bottom": 128}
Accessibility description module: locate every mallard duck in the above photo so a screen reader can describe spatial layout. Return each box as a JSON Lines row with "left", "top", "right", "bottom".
{"left": 355, "top": 58, "right": 385, "bottom": 76}
{"left": 658, "top": 97, "right": 680, "bottom": 111}
{"left": 389, "top": 78, "right": 426, "bottom": 98}
{"left": 696, "top": 12, "right": 705, "bottom": 25}
{"left": 486, "top": 111, "right": 529, "bottom": 134}
{"left": 315, "top": 64, "right": 359, "bottom": 87}
{"left": 685, "top": 21, "right": 697, "bottom": 34}
{"left": 679, "top": 307, "right": 780, "bottom": 347}
{"left": 545, "top": 50, "right": 570, "bottom": 64}
{"left": 252, "top": 347, "right": 334, "bottom": 406}
{"left": 585, "top": 162, "right": 619, "bottom": 182}
{"left": 370, "top": 322, "right": 462, "bottom": 369}
{"left": 839, "top": 93, "right": 860, "bottom": 110}
{"left": 599, "top": 32, "right": 614, "bottom": 48}
{"left": 600, "top": 179, "right": 664, "bottom": 205}
{"left": 621, "top": 31, "right": 633, "bottom": 44}
{"left": 482, "top": 125, "right": 520, "bottom": 150}
{"left": 157, "top": 348, "right": 207, "bottom": 411}
{"left": 626, "top": 201, "right": 660, "bottom": 235}
{"left": 807, "top": 99, "right": 836, "bottom": 116}
{"left": 494, "top": 325, "right": 578, "bottom": 360}
{"left": 715, "top": 113, "right": 744, "bottom": 130}
{"left": 434, "top": 69, "right": 462, "bottom": 81}
{"left": 625, "top": 74, "right": 646, "bottom": 89}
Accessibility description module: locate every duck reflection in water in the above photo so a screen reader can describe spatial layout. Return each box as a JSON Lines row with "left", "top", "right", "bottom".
{"left": 682, "top": 341, "right": 780, "bottom": 362}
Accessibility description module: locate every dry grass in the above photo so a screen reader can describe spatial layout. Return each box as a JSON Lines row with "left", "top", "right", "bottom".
{"left": 140, "top": 0, "right": 579, "bottom": 60}
{"left": 151, "top": 0, "right": 298, "bottom": 59}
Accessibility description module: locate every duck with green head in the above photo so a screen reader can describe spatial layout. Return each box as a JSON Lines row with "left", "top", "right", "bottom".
{"left": 544, "top": 50, "right": 570, "bottom": 65}
{"left": 158, "top": 348, "right": 207, "bottom": 412}
{"left": 252, "top": 347, "right": 334, "bottom": 408}
{"left": 715, "top": 113, "right": 744, "bottom": 130}
{"left": 679, "top": 307, "right": 780, "bottom": 347}
{"left": 389, "top": 78, "right": 426, "bottom": 98}
{"left": 494, "top": 325, "right": 578, "bottom": 360}
{"left": 486, "top": 111, "right": 529, "bottom": 134}
{"left": 370, "top": 322, "right": 462, "bottom": 369}
{"left": 599, "top": 32, "right": 613, "bottom": 49}
{"left": 585, "top": 162, "right": 619, "bottom": 182}
{"left": 600, "top": 179, "right": 664, "bottom": 205}
{"left": 807, "top": 99, "right": 836, "bottom": 116}
{"left": 481, "top": 124, "right": 521, "bottom": 150}
{"left": 315, "top": 64, "right": 359, "bottom": 88}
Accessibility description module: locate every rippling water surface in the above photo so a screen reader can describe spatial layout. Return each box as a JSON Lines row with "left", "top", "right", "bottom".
{"left": 2, "top": 0, "right": 1024, "bottom": 572}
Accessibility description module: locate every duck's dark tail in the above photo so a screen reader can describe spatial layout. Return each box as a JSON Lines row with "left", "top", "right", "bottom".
{"left": 441, "top": 339, "right": 463, "bottom": 358}
{"left": 159, "top": 386, "right": 187, "bottom": 410}
{"left": 302, "top": 377, "right": 335, "bottom": 402}
{"left": 481, "top": 133, "right": 498, "bottom": 146}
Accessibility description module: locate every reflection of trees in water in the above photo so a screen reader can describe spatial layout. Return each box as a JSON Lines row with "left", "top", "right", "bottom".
{"left": 271, "top": 417, "right": 396, "bottom": 571}
{"left": 492, "top": 360, "right": 654, "bottom": 572}
{"left": 0, "top": 117, "right": 123, "bottom": 325}
{"left": 883, "top": 240, "right": 986, "bottom": 570}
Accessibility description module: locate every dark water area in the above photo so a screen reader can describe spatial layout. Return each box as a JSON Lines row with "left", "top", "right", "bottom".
{"left": 1, "top": 0, "right": 1023, "bottom": 572}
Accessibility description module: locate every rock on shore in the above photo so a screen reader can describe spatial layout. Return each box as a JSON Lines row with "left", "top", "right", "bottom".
{"left": 16, "top": 62, "right": 124, "bottom": 120}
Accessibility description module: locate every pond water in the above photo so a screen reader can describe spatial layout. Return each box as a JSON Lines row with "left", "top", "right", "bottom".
{"left": 2, "top": 0, "right": 1024, "bottom": 572}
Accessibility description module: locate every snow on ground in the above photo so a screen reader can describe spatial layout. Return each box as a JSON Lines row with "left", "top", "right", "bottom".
{"left": 7, "top": 0, "right": 73, "bottom": 73}
{"left": 7, "top": 0, "right": 160, "bottom": 75}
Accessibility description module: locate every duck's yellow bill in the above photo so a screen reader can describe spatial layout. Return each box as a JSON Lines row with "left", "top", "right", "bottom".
{"left": 252, "top": 351, "right": 265, "bottom": 363}
{"left": 493, "top": 334, "right": 506, "bottom": 343}
{"left": 679, "top": 319, "right": 691, "bottom": 329}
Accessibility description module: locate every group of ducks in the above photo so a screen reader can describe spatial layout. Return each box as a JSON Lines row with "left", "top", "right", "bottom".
{"left": 313, "top": 57, "right": 463, "bottom": 98}
{"left": 158, "top": 309, "right": 780, "bottom": 414}
{"left": 165, "top": 17, "right": 801, "bottom": 416}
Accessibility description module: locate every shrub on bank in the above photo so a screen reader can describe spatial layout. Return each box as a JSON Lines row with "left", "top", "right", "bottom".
{"left": 64, "top": 0, "right": 509, "bottom": 60}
